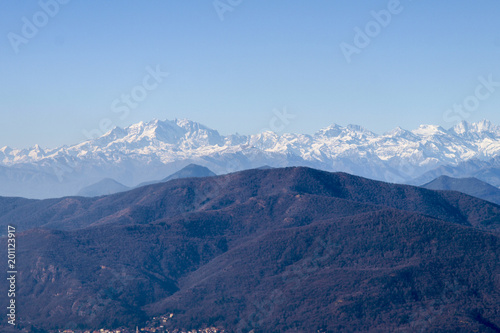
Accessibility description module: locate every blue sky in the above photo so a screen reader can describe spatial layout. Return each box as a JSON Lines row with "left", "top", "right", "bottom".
{"left": 1, "top": 0, "right": 500, "bottom": 148}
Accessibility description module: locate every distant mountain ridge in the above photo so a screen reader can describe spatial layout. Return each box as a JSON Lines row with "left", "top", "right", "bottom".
{"left": 77, "top": 164, "right": 216, "bottom": 197}
{"left": 410, "top": 155, "right": 500, "bottom": 187}
{"left": 136, "top": 163, "right": 216, "bottom": 188}
{"left": 421, "top": 175, "right": 500, "bottom": 205}
{"left": 3, "top": 118, "right": 500, "bottom": 198}
{"left": 77, "top": 178, "right": 130, "bottom": 197}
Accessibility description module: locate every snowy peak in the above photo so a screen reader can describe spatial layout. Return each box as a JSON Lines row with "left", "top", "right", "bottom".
{"left": 451, "top": 121, "right": 470, "bottom": 135}
{"left": 174, "top": 119, "right": 224, "bottom": 147}
{"left": 28, "top": 144, "right": 46, "bottom": 159}
{"left": 249, "top": 131, "right": 280, "bottom": 150}
{"left": 89, "top": 119, "right": 225, "bottom": 148}
{"left": 145, "top": 119, "right": 186, "bottom": 143}
{"left": 384, "top": 126, "right": 406, "bottom": 136}
{"left": 472, "top": 119, "right": 496, "bottom": 133}
{"left": 0, "top": 146, "right": 12, "bottom": 154}
{"left": 346, "top": 124, "right": 377, "bottom": 138}
{"left": 315, "top": 124, "right": 343, "bottom": 137}
{"left": 382, "top": 127, "right": 419, "bottom": 141}
{"left": 315, "top": 123, "right": 375, "bottom": 140}
{"left": 411, "top": 124, "right": 447, "bottom": 137}
{"left": 0, "top": 146, "right": 13, "bottom": 164}
{"left": 125, "top": 119, "right": 183, "bottom": 142}
{"left": 451, "top": 120, "right": 500, "bottom": 137}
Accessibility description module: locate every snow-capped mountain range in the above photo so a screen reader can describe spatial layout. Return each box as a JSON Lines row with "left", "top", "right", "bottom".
{"left": 2, "top": 118, "right": 500, "bottom": 198}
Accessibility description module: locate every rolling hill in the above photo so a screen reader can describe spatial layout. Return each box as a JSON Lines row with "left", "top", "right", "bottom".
{"left": 0, "top": 167, "right": 499, "bottom": 332}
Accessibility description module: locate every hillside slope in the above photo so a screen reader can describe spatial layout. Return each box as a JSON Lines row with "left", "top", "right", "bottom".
{"left": 0, "top": 167, "right": 498, "bottom": 332}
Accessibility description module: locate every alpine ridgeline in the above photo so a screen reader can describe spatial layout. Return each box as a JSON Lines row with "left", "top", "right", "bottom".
{"left": 2, "top": 119, "right": 500, "bottom": 198}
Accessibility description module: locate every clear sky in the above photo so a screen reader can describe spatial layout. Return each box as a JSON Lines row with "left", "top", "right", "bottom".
{"left": 1, "top": 0, "right": 500, "bottom": 148}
